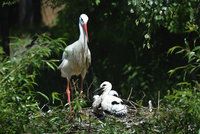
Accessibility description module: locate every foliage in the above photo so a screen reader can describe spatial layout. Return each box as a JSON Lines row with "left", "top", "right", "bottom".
{"left": 0, "top": 34, "right": 64, "bottom": 133}
{"left": 126, "top": 86, "right": 200, "bottom": 133}
{"left": 157, "top": 86, "right": 200, "bottom": 133}
{"left": 168, "top": 36, "right": 200, "bottom": 81}
{"left": 0, "top": 0, "right": 18, "bottom": 6}
{"left": 130, "top": 0, "right": 200, "bottom": 47}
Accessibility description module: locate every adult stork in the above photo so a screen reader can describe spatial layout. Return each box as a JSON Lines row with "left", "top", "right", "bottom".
{"left": 58, "top": 14, "right": 91, "bottom": 108}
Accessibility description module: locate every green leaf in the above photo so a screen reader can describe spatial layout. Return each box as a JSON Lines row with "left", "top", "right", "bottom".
{"left": 167, "top": 46, "right": 182, "bottom": 55}
{"left": 192, "top": 46, "right": 200, "bottom": 52}
{"left": 187, "top": 52, "right": 195, "bottom": 62}
{"left": 176, "top": 82, "right": 191, "bottom": 86}
{"left": 175, "top": 49, "right": 185, "bottom": 54}
{"left": 168, "top": 69, "right": 176, "bottom": 77}
{"left": 52, "top": 92, "right": 61, "bottom": 104}
{"left": 44, "top": 60, "right": 56, "bottom": 70}
{"left": 37, "top": 91, "right": 49, "bottom": 102}
{"left": 95, "top": 0, "right": 100, "bottom": 5}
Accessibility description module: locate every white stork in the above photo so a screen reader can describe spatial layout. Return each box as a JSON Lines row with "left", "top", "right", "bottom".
{"left": 108, "top": 90, "right": 119, "bottom": 97}
{"left": 58, "top": 14, "right": 91, "bottom": 108}
{"left": 92, "top": 89, "right": 118, "bottom": 109}
{"left": 92, "top": 81, "right": 127, "bottom": 116}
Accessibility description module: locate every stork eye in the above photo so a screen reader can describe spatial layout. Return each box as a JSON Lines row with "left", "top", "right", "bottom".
{"left": 80, "top": 18, "right": 84, "bottom": 23}
{"left": 113, "top": 94, "right": 118, "bottom": 97}
{"left": 102, "top": 84, "right": 106, "bottom": 87}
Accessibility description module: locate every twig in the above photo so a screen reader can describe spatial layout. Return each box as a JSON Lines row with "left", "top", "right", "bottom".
{"left": 72, "top": 79, "right": 79, "bottom": 91}
{"left": 141, "top": 91, "right": 146, "bottom": 100}
{"left": 87, "top": 80, "right": 94, "bottom": 100}
{"left": 40, "top": 103, "right": 49, "bottom": 111}
{"left": 127, "top": 87, "right": 133, "bottom": 101}
{"left": 128, "top": 100, "right": 146, "bottom": 109}
{"left": 157, "top": 90, "right": 160, "bottom": 112}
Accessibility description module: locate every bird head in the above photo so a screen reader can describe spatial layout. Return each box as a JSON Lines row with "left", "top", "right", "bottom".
{"left": 79, "top": 14, "right": 89, "bottom": 42}
{"left": 108, "top": 90, "right": 119, "bottom": 97}
{"left": 100, "top": 81, "right": 112, "bottom": 91}
{"left": 94, "top": 81, "right": 112, "bottom": 95}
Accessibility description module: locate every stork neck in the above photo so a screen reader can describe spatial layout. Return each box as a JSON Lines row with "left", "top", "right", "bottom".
{"left": 79, "top": 23, "right": 87, "bottom": 44}
{"left": 102, "top": 88, "right": 111, "bottom": 96}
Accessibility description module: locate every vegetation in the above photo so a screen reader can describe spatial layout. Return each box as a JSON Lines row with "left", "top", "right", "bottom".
{"left": 0, "top": 0, "right": 200, "bottom": 133}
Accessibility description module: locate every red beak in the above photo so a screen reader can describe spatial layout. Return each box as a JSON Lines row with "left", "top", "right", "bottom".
{"left": 82, "top": 23, "right": 89, "bottom": 42}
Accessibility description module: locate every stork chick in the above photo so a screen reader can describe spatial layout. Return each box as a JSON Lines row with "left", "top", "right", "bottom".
{"left": 92, "top": 81, "right": 113, "bottom": 109}
{"left": 92, "top": 81, "right": 127, "bottom": 116}
{"left": 58, "top": 14, "right": 91, "bottom": 110}
{"left": 92, "top": 90, "right": 118, "bottom": 109}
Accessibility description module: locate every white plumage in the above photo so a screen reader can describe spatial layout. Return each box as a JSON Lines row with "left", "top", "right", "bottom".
{"left": 58, "top": 14, "right": 91, "bottom": 106}
{"left": 92, "top": 81, "right": 113, "bottom": 109}
{"left": 92, "top": 90, "right": 118, "bottom": 109}
{"left": 108, "top": 90, "right": 119, "bottom": 97}
{"left": 92, "top": 81, "right": 127, "bottom": 116}
{"left": 101, "top": 95, "right": 127, "bottom": 116}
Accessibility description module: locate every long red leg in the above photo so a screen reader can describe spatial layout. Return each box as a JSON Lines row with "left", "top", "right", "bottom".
{"left": 66, "top": 79, "right": 72, "bottom": 110}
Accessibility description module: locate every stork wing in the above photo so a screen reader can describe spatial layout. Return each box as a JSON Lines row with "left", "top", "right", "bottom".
{"left": 86, "top": 49, "right": 91, "bottom": 68}
{"left": 62, "top": 49, "right": 68, "bottom": 60}
{"left": 62, "top": 45, "right": 73, "bottom": 60}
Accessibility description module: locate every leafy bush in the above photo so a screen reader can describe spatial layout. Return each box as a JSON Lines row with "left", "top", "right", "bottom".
{"left": 127, "top": 86, "right": 200, "bottom": 133}
{"left": 168, "top": 37, "right": 200, "bottom": 82}
{"left": 130, "top": 0, "right": 200, "bottom": 47}
{"left": 156, "top": 87, "right": 200, "bottom": 133}
{"left": 0, "top": 34, "right": 64, "bottom": 133}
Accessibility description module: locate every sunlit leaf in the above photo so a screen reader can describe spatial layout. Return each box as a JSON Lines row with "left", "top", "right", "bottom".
{"left": 52, "top": 92, "right": 61, "bottom": 104}
{"left": 37, "top": 91, "right": 50, "bottom": 102}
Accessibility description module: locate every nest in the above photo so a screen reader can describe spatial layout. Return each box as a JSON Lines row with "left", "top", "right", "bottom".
{"left": 73, "top": 100, "right": 157, "bottom": 133}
